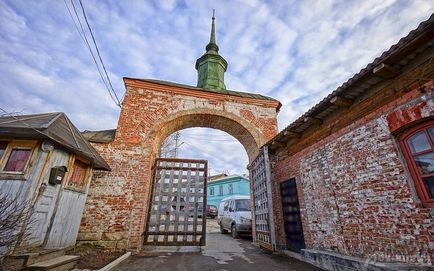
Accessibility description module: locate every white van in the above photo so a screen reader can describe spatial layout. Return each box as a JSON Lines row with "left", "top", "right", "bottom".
{"left": 217, "top": 195, "right": 252, "bottom": 238}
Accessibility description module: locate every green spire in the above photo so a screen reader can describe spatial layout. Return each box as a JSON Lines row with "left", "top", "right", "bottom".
{"left": 207, "top": 10, "right": 218, "bottom": 51}
{"left": 195, "top": 9, "right": 228, "bottom": 90}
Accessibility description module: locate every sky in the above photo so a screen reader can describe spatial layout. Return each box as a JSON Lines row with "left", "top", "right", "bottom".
{"left": 1, "top": 0, "right": 433, "bottom": 176}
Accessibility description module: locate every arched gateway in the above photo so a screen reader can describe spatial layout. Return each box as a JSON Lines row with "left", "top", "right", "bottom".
{"left": 79, "top": 15, "right": 280, "bottom": 250}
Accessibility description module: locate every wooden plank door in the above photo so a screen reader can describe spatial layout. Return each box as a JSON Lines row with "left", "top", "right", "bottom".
{"left": 27, "top": 149, "right": 69, "bottom": 247}
{"left": 144, "top": 158, "right": 207, "bottom": 246}
{"left": 280, "top": 178, "right": 305, "bottom": 251}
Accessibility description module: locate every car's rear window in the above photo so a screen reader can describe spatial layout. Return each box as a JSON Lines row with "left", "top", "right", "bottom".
{"left": 235, "top": 199, "right": 250, "bottom": 211}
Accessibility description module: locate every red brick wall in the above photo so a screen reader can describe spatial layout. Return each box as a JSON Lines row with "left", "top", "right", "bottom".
{"left": 271, "top": 85, "right": 434, "bottom": 265}
{"left": 78, "top": 80, "right": 279, "bottom": 250}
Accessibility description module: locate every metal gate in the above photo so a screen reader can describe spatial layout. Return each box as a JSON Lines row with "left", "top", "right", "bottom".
{"left": 144, "top": 158, "right": 207, "bottom": 246}
{"left": 250, "top": 146, "right": 276, "bottom": 250}
{"left": 280, "top": 178, "right": 305, "bottom": 251}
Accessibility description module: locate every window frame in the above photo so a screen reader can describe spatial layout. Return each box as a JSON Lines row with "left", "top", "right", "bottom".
{"left": 64, "top": 155, "right": 91, "bottom": 193}
{"left": 209, "top": 187, "right": 214, "bottom": 196}
{"left": 399, "top": 120, "right": 434, "bottom": 207}
{"left": 223, "top": 200, "right": 229, "bottom": 211}
{"left": 0, "top": 139, "right": 38, "bottom": 178}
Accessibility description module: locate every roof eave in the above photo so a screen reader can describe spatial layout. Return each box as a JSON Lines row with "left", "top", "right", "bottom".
{"left": 123, "top": 77, "right": 280, "bottom": 106}
{"left": 266, "top": 13, "right": 434, "bottom": 151}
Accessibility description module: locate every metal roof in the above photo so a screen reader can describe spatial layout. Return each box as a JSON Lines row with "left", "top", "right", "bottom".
{"left": 267, "top": 13, "right": 434, "bottom": 151}
{"left": 208, "top": 174, "right": 249, "bottom": 183}
{"left": 0, "top": 112, "right": 110, "bottom": 170}
{"left": 82, "top": 129, "right": 116, "bottom": 143}
{"left": 123, "top": 77, "right": 279, "bottom": 103}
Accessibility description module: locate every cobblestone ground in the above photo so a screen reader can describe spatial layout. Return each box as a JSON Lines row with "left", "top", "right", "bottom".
{"left": 112, "top": 219, "right": 322, "bottom": 271}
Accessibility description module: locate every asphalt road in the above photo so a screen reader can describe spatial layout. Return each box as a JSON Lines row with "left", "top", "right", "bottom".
{"left": 113, "top": 219, "right": 321, "bottom": 271}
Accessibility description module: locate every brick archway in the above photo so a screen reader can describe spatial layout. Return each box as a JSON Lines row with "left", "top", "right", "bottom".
{"left": 153, "top": 109, "right": 265, "bottom": 162}
{"left": 79, "top": 78, "right": 280, "bottom": 250}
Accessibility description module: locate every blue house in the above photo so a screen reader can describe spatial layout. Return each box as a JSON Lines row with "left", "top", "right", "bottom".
{"left": 206, "top": 174, "right": 250, "bottom": 207}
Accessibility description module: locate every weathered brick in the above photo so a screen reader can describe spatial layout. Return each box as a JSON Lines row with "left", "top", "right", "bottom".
{"left": 270, "top": 81, "right": 434, "bottom": 266}
{"left": 77, "top": 79, "right": 280, "bottom": 251}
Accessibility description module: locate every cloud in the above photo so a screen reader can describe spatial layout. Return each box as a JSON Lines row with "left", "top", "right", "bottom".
{"left": 177, "top": 128, "right": 249, "bottom": 176}
{"left": 1, "top": 0, "right": 433, "bottom": 174}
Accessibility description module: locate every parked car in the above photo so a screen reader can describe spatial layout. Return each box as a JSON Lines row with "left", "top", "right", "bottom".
{"left": 217, "top": 195, "right": 252, "bottom": 238}
{"left": 188, "top": 204, "right": 218, "bottom": 218}
{"left": 187, "top": 203, "right": 203, "bottom": 218}
{"left": 206, "top": 205, "right": 218, "bottom": 218}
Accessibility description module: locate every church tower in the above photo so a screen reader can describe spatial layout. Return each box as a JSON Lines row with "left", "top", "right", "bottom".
{"left": 195, "top": 11, "right": 228, "bottom": 90}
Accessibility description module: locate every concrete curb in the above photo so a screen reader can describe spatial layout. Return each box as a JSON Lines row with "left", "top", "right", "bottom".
{"left": 95, "top": 252, "right": 131, "bottom": 271}
{"left": 280, "top": 250, "right": 321, "bottom": 268}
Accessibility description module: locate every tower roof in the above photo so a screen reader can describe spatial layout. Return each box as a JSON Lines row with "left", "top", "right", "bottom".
{"left": 195, "top": 10, "right": 228, "bottom": 91}
{"left": 205, "top": 10, "right": 219, "bottom": 53}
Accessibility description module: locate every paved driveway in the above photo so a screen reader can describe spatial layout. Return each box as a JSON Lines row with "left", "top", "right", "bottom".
{"left": 113, "top": 220, "right": 321, "bottom": 271}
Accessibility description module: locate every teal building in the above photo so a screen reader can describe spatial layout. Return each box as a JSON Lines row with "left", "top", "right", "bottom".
{"left": 206, "top": 174, "right": 250, "bottom": 207}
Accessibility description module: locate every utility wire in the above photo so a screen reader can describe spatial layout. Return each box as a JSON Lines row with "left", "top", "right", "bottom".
{"left": 70, "top": 0, "right": 116, "bottom": 104}
{"left": 78, "top": 0, "right": 121, "bottom": 105}
{"left": 184, "top": 138, "right": 238, "bottom": 142}
{"left": 182, "top": 132, "right": 254, "bottom": 138}
{"left": 0, "top": 107, "right": 100, "bottom": 160}
{"left": 64, "top": 0, "right": 121, "bottom": 108}
{"left": 182, "top": 141, "right": 243, "bottom": 165}
{"left": 67, "top": 0, "right": 117, "bottom": 105}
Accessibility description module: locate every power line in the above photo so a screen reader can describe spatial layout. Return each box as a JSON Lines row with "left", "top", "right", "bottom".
{"left": 184, "top": 138, "right": 238, "bottom": 142}
{"left": 69, "top": 0, "right": 117, "bottom": 105}
{"left": 182, "top": 132, "right": 254, "bottom": 138}
{"left": 67, "top": 0, "right": 118, "bottom": 106}
{"left": 182, "top": 141, "right": 246, "bottom": 165}
{"left": 0, "top": 107, "right": 100, "bottom": 160}
{"left": 64, "top": 0, "right": 121, "bottom": 108}
{"left": 78, "top": 0, "right": 121, "bottom": 105}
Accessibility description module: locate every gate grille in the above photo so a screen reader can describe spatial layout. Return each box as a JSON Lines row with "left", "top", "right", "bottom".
{"left": 144, "top": 158, "right": 207, "bottom": 246}
{"left": 250, "top": 146, "right": 275, "bottom": 250}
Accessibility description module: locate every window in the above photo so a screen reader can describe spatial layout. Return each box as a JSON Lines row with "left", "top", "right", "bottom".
{"left": 219, "top": 185, "right": 223, "bottom": 196}
{"left": 209, "top": 187, "right": 214, "bottom": 196}
{"left": 223, "top": 200, "right": 229, "bottom": 211}
{"left": 227, "top": 200, "right": 232, "bottom": 211}
{"left": 400, "top": 121, "right": 434, "bottom": 207}
{"left": 66, "top": 158, "right": 90, "bottom": 191}
{"left": 0, "top": 141, "right": 7, "bottom": 160}
{"left": 0, "top": 140, "right": 36, "bottom": 175}
{"left": 228, "top": 184, "right": 233, "bottom": 194}
{"left": 235, "top": 199, "right": 251, "bottom": 211}
{"left": 4, "top": 149, "right": 32, "bottom": 172}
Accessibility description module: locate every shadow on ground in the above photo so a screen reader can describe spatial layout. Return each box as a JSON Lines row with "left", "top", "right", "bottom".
{"left": 113, "top": 219, "right": 321, "bottom": 271}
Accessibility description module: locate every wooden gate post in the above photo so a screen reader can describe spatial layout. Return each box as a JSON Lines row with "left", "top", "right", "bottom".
{"left": 251, "top": 146, "right": 277, "bottom": 251}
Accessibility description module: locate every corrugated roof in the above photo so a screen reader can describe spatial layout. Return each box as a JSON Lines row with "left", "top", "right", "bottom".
{"left": 123, "top": 77, "right": 279, "bottom": 102}
{"left": 0, "top": 112, "right": 110, "bottom": 170}
{"left": 267, "top": 13, "right": 434, "bottom": 150}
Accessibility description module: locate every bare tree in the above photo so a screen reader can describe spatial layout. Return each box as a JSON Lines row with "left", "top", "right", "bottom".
{"left": 0, "top": 111, "right": 24, "bottom": 117}
{"left": 0, "top": 193, "right": 33, "bottom": 271}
